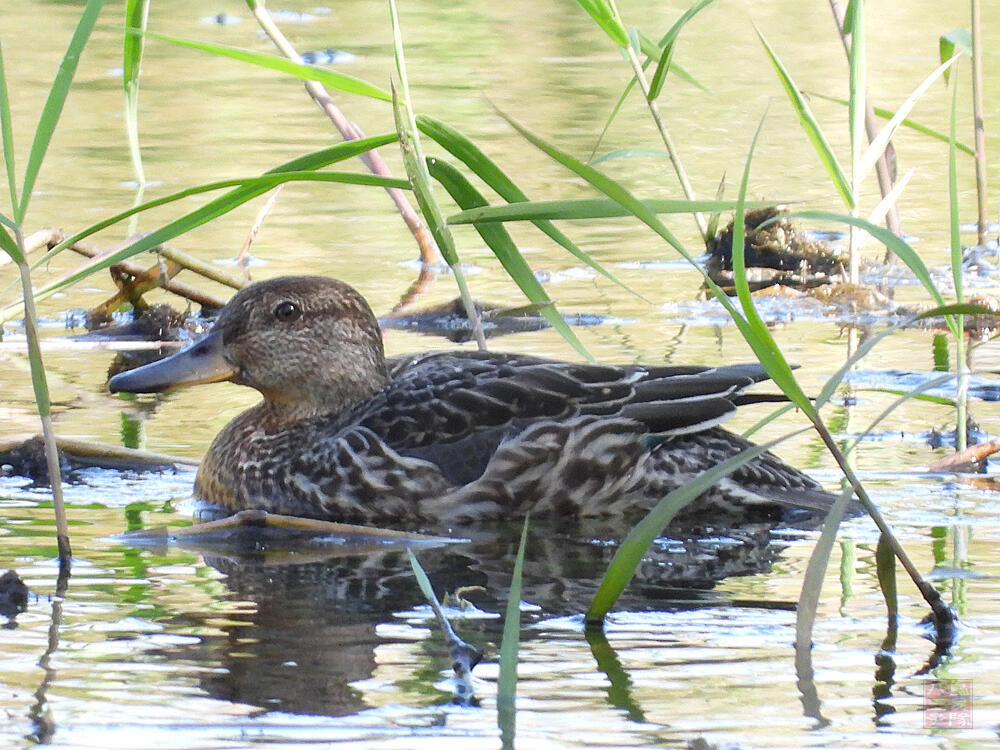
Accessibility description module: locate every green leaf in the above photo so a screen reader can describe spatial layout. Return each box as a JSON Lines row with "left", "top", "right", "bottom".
{"left": 875, "top": 534, "right": 898, "bottom": 619}
{"left": 842, "top": 0, "right": 858, "bottom": 33}
{"left": 407, "top": 548, "right": 439, "bottom": 606}
{"left": 940, "top": 28, "right": 972, "bottom": 82}
{"left": 635, "top": 33, "right": 707, "bottom": 92}
{"left": 123, "top": 0, "right": 151, "bottom": 186}
{"left": 843, "top": 375, "right": 956, "bottom": 455}
{"left": 0, "top": 225, "right": 22, "bottom": 263}
{"left": 575, "top": 0, "right": 629, "bottom": 47}
{"left": 418, "top": 114, "right": 640, "bottom": 300}
{"left": 586, "top": 430, "right": 804, "bottom": 622}
{"left": 19, "top": 0, "right": 105, "bottom": 224}
{"left": 0, "top": 42, "right": 17, "bottom": 215}
{"left": 389, "top": 0, "right": 484, "bottom": 349}
{"left": 589, "top": 148, "right": 670, "bottom": 165}
{"left": 729, "top": 109, "right": 814, "bottom": 413}
{"left": 590, "top": 28, "right": 707, "bottom": 160}
{"left": 498, "top": 517, "right": 529, "bottom": 750}
{"left": 806, "top": 90, "right": 974, "bottom": 155}
{"left": 948, "top": 71, "right": 962, "bottom": 305}
{"left": 427, "top": 156, "right": 592, "bottom": 360}
{"left": 755, "top": 24, "right": 854, "bottom": 210}
{"left": 807, "top": 303, "right": 994, "bottom": 413}
{"left": 146, "top": 31, "right": 391, "bottom": 102}
{"left": 856, "top": 55, "right": 957, "bottom": 192}
{"left": 647, "top": 40, "right": 676, "bottom": 102}
{"left": 447, "top": 198, "right": 778, "bottom": 224}
{"left": 647, "top": 0, "right": 716, "bottom": 101}
{"left": 21, "top": 137, "right": 400, "bottom": 301}
{"left": 496, "top": 106, "right": 778, "bottom": 380}
{"left": 847, "top": 0, "right": 865, "bottom": 181}
{"left": 794, "top": 488, "right": 853, "bottom": 652}
{"left": 35, "top": 136, "right": 399, "bottom": 259}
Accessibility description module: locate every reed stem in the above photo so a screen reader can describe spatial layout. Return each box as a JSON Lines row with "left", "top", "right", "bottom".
{"left": 14, "top": 228, "right": 71, "bottom": 569}
{"left": 970, "top": 0, "right": 989, "bottom": 246}
{"left": 623, "top": 42, "right": 707, "bottom": 242}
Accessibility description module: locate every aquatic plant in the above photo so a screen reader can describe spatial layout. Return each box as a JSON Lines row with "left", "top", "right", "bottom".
{"left": 2, "top": 0, "right": 994, "bottom": 723}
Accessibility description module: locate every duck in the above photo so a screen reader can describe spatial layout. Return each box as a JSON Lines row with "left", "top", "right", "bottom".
{"left": 108, "top": 275, "right": 837, "bottom": 526}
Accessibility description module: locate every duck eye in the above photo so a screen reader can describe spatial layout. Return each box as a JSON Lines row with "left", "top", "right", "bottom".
{"left": 273, "top": 300, "right": 301, "bottom": 322}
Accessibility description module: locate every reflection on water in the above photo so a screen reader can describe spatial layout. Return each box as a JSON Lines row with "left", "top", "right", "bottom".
{"left": 3, "top": 0, "right": 1000, "bottom": 746}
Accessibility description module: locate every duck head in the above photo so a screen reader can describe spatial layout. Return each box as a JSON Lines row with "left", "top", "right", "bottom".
{"left": 108, "top": 276, "right": 390, "bottom": 420}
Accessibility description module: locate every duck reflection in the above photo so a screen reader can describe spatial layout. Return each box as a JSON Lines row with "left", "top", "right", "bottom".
{"left": 147, "top": 517, "right": 787, "bottom": 717}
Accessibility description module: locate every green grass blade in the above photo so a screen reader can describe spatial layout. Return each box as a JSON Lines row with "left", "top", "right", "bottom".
{"left": 857, "top": 55, "right": 957, "bottom": 191}
{"left": 123, "top": 0, "right": 150, "bottom": 186}
{"left": 795, "top": 488, "right": 853, "bottom": 651}
{"left": 0, "top": 43, "right": 18, "bottom": 215}
{"left": 497, "top": 106, "right": 805, "bottom": 401}
{"left": 868, "top": 168, "right": 913, "bottom": 227}
{"left": 729, "top": 109, "right": 814, "bottom": 413}
{"left": 497, "top": 108, "right": 687, "bottom": 254}
{"left": 810, "top": 303, "right": 991, "bottom": 411}
{"left": 428, "top": 157, "right": 592, "bottom": 360}
{"left": 147, "top": 31, "right": 391, "bottom": 102}
{"left": 647, "top": 0, "right": 716, "bottom": 101}
{"left": 0, "top": 226, "right": 22, "bottom": 263}
{"left": 940, "top": 28, "right": 972, "bottom": 83}
{"left": 635, "top": 33, "right": 707, "bottom": 92}
{"left": 586, "top": 430, "right": 804, "bottom": 622}
{"left": 589, "top": 148, "right": 669, "bottom": 164}
{"left": 26, "top": 134, "right": 397, "bottom": 270}
{"left": 754, "top": 24, "right": 853, "bottom": 209}
{"left": 847, "top": 0, "right": 864, "bottom": 183}
{"left": 389, "top": 0, "right": 485, "bottom": 350}
{"left": 805, "top": 91, "right": 974, "bottom": 155}
{"left": 875, "top": 534, "right": 898, "bottom": 619}
{"left": 948, "top": 77, "right": 962, "bottom": 303}
{"left": 647, "top": 41, "right": 676, "bottom": 103}
{"left": 407, "top": 548, "right": 439, "bottom": 606}
{"left": 843, "top": 374, "right": 955, "bottom": 455}
{"left": 447, "top": 198, "right": 778, "bottom": 224}
{"left": 589, "top": 30, "right": 705, "bottom": 160}
{"left": 498, "top": 517, "right": 529, "bottom": 750}
{"left": 417, "top": 115, "right": 639, "bottom": 299}
{"left": 590, "top": 78, "right": 640, "bottom": 160}
{"left": 948, "top": 71, "right": 966, "bottom": 452}
{"left": 741, "top": 402, "right": 795, "bottom": 439}
{"left": 575, "top": 0, "right": 629, "bottom": 47}
{"left": 23, "top": 157, "right": 402, "bottom": 301}
{"left": 18, "top": 0, "right": 105, "bottom": 224}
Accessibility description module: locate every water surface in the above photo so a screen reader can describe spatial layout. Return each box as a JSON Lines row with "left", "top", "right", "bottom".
{"left": 2, "top": 0, "right": 1000, "bottom": 747}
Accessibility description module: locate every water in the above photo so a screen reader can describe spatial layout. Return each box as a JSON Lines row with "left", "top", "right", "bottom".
{"left": 2, "top": 0, "right": 1000, "bottom": 747}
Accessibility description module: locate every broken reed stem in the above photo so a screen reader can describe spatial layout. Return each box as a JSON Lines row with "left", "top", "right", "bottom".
{"left": 970, "top": 0, "right": 989, "bottom": 247}
{"left": 623, "top": 42, "right": 708, "bottom": 243}
{"left": 2, "top": 229, "right": 231, "bottom": 320}
{"left": 828, "top": 0, "right": 904, "bottom": 262}
{"left": 236, "top": 184, "right": 284, "bottom": 282}
{"left": 152, "top": 245, "right": 245, "bottom": 290}
{"left": 13, "top": 229, "right": 71, "bottom": 570}
{"left": 251, "top": 4, "right": 441, "bottom": 266}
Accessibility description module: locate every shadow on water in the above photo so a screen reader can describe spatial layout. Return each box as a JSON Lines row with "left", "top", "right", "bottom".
{"left": 130, "top": 516, "right": 789, "bottom": 718}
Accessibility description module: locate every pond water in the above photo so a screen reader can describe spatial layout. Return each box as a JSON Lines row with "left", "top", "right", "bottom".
{"left": 3, "top": 0, "right": 1000, "bottom": 747}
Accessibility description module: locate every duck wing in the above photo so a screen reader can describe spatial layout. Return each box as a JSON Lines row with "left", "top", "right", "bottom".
{"left": 334, "top": 353, "right": 772, "bottom": 484}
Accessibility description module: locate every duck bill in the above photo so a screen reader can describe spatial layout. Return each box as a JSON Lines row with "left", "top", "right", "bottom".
{"left": 108, "top": 330, "right": 238, "bottom": 394}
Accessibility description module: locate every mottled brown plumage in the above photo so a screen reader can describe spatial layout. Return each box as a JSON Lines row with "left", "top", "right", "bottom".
{"left": 109, "top": 275, "right": 837, "bottom": 525}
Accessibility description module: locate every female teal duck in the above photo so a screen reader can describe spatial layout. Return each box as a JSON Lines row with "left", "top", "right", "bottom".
{"left": 109, "top": 275, "right": 835, "bottom": 525}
